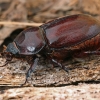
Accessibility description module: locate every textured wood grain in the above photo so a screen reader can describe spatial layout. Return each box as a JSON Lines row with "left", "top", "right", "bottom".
{"left": 0, "top": 55, "right": 100, "bottom": 87}
{"left": 0, "top": 84, "right": 100, "bottom": 100}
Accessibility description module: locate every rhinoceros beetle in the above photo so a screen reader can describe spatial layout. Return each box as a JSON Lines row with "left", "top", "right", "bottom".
{"left": 1, "top": 14, "right": 100, "bottom": 85}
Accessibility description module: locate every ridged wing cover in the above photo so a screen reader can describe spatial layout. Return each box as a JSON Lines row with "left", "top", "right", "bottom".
{"left": 40, "top": 14, "right": 100, "bottom": 49}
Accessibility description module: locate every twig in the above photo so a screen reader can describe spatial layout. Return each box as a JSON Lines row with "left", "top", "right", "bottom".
{"left": 0, "top": 21, "right": 43, "bottom": 27}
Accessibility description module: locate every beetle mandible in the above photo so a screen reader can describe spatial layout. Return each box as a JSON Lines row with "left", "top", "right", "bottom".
{"left": 1, "top": 14, "right": 100, "bottom": 85}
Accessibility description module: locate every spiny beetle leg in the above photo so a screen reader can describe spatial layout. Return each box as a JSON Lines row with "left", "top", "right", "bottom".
{"left": 85, "top": 51, "right": 100, "bottom": 55}
{"left": 27, "top": 58, "right": 39, "bottom": 74}
{"left": 51, "top": 59, "right": 69, "bottom": 73}
{"left": 20, "top": 58, "right": 39, "bottom": 86}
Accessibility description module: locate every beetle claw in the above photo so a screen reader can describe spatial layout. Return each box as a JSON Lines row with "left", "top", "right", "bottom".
{"left": 20, "top": 70, "right": 31, "bottom": 87}
{"left": 20, "top": 78, "right": 28, "bottom": 87}
{"left": 20, "top": 69, "right": 35, "bottom": 87}
{"left": 19, "top": 70, "right": 31, "bottom": 87}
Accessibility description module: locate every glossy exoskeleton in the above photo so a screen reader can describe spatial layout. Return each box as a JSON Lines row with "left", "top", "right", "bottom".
{"left": 1, "top": 14, "right": 100, "bottom": 85}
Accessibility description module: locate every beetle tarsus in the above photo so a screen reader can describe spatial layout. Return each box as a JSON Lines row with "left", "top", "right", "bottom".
{"left": 21, "top": 69, "right": 32, "bottom": 86}
{"left": 20, "top": 78, "right": 28, "bottom": 87}
{"left": 61, "top": 66, "right": 69, "bottom": 73}
{"left": 20, "top": 71, "right": 31, "bottom": 87}
{"left": 20, "top": 69, "right": 33, "bottom": 86}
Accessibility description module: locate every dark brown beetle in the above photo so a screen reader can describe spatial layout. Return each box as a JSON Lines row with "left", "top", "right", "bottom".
{"left": 1, "top": 14, "right": 100, "bottom": 85}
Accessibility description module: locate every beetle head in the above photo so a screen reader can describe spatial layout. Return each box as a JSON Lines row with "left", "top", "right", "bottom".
{"left": 6, "top": 42, "right": 19, "bottom": 54}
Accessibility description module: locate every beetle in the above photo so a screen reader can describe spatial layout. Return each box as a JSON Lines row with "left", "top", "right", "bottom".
{"left": 1, "top": 14, "right": 100, "bottom": 85}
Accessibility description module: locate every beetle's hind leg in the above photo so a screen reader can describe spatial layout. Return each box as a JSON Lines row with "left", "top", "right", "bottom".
{"left": 85, "top": 51, "right": 100, "bottom": 55}
{"left": 51, "top": 59, "right": 69, "bottom": 73}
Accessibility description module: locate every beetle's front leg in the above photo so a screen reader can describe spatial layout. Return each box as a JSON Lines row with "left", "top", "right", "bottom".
{"left": 51, "top": 59, "right": 69, "bottom": 73}
{"left": 26, "top": 58, "right": 39, "bottom": 77}
{"left": 21, "top": 57, "right": 39, "bottom": 86}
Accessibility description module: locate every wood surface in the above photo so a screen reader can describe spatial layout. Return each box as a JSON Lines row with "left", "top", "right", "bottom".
{"left": 0, "top": 55, "right": 100, "bottom": 87}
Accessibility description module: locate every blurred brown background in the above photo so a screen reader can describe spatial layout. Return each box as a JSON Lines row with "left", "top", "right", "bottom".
{"left": 1, "top": 0, "right": 100, "bottom": 22}
{"left": 0, "top": 0, "right": 100, "bottom": 47}
{"left": 0, "top": 0, "right": 100, "bottom": 50}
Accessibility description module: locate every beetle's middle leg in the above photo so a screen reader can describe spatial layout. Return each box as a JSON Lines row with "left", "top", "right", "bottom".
{"left": 51, "top": 58, "right": 69, "bottom": 72}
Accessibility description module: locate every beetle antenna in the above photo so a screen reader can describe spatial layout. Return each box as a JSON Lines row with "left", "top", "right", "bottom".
{"left": 0, "top": 52, "right": 13, "bottom": 67}
{"left": 0, "top": 60, "right": 9, "bottom": 67}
